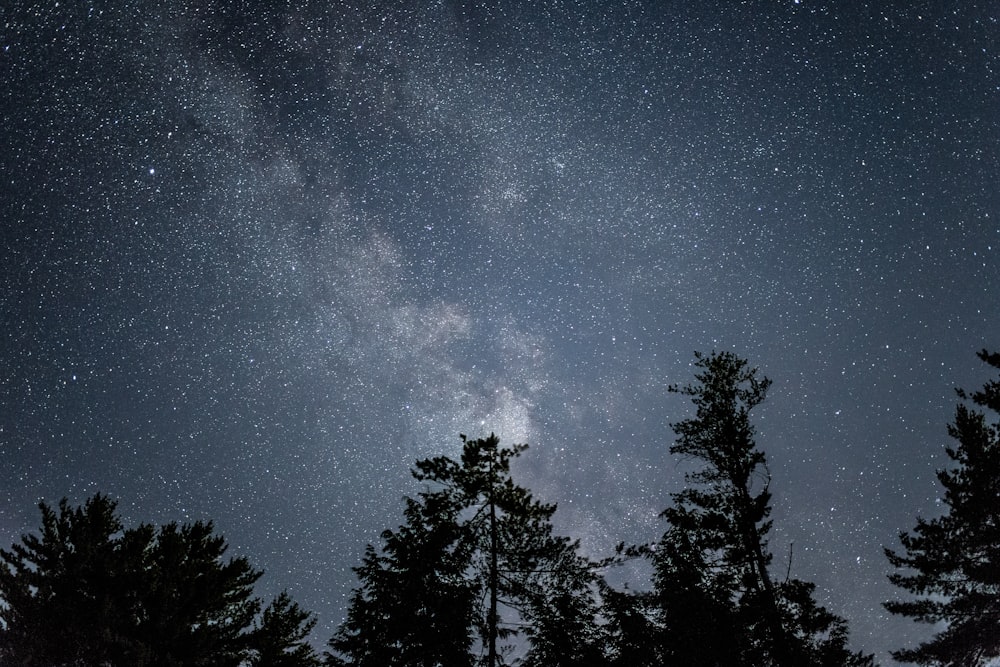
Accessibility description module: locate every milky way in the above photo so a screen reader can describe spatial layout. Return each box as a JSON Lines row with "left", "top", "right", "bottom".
{"left": 1, "top": 2, "right": 998, "bottom": 662}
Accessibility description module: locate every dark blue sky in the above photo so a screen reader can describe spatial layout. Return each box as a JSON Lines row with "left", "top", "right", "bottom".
{"left": 2, "top": 2, "right": 998, "bottom": 662}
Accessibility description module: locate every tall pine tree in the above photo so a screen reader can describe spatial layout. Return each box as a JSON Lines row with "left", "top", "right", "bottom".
{"left": 415, "top": 434, "right": 595, "bottom": 666}
{"left": 885, "top": 349, "right": 1000, "bottom": 666}
{"left": 663, "top": 351, "right": 874, "bottom": 667}
{"left": 329, "top": 434, "right": 594, "bottom": 667}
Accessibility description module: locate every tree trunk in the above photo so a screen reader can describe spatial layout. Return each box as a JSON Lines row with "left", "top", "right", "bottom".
{"left": 737, "top": 486, "right": 792, "bottom": 667}
{"left": 488, "top": 452, "right": 498, "bottom": 667}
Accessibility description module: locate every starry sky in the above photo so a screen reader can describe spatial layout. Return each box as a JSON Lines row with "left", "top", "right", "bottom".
{"left": 1, "top": 1, "right": 998, "bottom": 662}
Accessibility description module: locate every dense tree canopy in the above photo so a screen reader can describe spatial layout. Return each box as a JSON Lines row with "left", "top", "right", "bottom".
{"left": 0, "top": 493, "right": 321, "bottom": 667}
{"left": 885, "top": 349, "right": 1000, "bottom": 666}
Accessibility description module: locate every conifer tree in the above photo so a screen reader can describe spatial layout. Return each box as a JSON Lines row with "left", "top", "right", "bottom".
{"left": 415, "top": 434, "right": 591, "bottom": 666}
{"left": 0, "top": 493, "right": 319, "bottom": 667}
{"left": 251, "top": 591, "right": 323, "bottom": 667}
{"left": 135, "top": 520, "right": 262, "bottom": 666}
{"left": 327, "top": 488, "right": 477, "bottom": 667}
{"left": 329, "top": 434, "right": 593, "bottom": 667}
{"left": 0, "top": 494, "right": 128, "bottom": 665}
{"left": 663, "top": 351, "right": 874, "bottom": 667}
{"left": 885, "top": 349, "right": 1000, "bottom": 666}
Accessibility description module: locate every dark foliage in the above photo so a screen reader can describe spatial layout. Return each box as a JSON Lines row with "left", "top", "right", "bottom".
{"left": 327, "top": 490, "right": 477, "bottom": 667}
{"left": 252, "top": 591, "right": 324, "bottom": 667}
{"left": 596, "top": 580, "right": 657, "bottom": 667}
{"left": 885, "top": 349, "right": 1000, "bottom": 666}
{"left": 655, "top": 351, "right": 875, "bottom": 667}
{"left": 328, "top": 434, "right": 597, "bottom": 667}
{"left": 518, "top": 546, "right": 606, "bottom": 667}
{"left": 651, "top": 524, "right": 745, "bottom": 666}
{"left": 0, "top": 493, "right": 320, "bottom": 667}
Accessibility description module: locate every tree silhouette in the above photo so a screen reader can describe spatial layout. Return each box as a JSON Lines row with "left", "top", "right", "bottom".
{"left": 0, "top": 494, "right": 128, "bottom": 665}
{"left": 667, "top": 351, "right": 787, "bottom": 663}
{"left": 251, "top": 591, "right": 324, "bottom": 667}
{"left": 663, "top": 351, "right": 875, "bottom": 667}
{"left": 131, "top": 520, "right": 262, "bottom": 665}
{"left": 518, "top": 543, "right": 606, "bottom": 667}
{"left": 329, "top": 434, "right": 593, "bottom": 667}
{"left": 885, "top": 349, "right": 1000, "bottom": 666}
{"left": 596, "top": 580, "right": 657, "bottom": 667}
{"left": 415, "top": 434, "right": 592, "bottom": 666}
{"left": 327, "top": 487, "right": 477, "bottom": 667}
{"left": 651, "top": 521, "right": 745, "bottom": 666}
{"left": 0, "top": 493, "right": 320, "bottom": 667}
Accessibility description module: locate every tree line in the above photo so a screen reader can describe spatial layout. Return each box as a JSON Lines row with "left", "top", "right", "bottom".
{"left": 1, "top": 350, "right": 998, "bottom": 666}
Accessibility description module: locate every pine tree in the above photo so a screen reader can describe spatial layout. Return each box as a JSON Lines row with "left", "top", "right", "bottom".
{"left": 413, "top": 433, "right": 590, "bottom": 667}
{"left": 329, "top": 433, "right": 593, "bottom": 667}
{"left": 0, "top": 493, "right": 319, "bottom": 667}
{"left": 136, "top": 520, "right": 263, "bottom": 666}
{"left": 885, "top": 349, "right": 1000, "bottom": 666}
{"left": 0, "top": 494, "right": 127, "bottom": 665}
{"left": 664, "top": 351, "right": 875, "bottom": 667}
{"left": 327, "top": 489, "right": 477, "bottom": 667}
{"left": 250, "top": 591, "right": 323, "bottom": 667}
{"left": 667, "top": 351, "right": 787, "bottom": 664}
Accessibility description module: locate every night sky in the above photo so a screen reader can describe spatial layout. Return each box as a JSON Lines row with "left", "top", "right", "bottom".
{"left": 1, "top": 1, "right": 998, "bottom": 663}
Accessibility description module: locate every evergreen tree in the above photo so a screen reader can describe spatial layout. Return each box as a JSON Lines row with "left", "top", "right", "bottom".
{"left": 885, "top": 349, "right": 1000, "bottom": 666}
{"left": 327, "top": 489, "right": 477, "bottom": 667}
{"left": 664, "top": 351, "right": 875, "bottom": 667}
{"left": 329, "top": 434, "right": 593, "bottom": 667}
{"left": 413, "top": 434, "right": 590, "bottom": 667}
{"left": 519, "top": 545, "right": 606, "bottom": 667}
{"left": 597, "top": 581, "right": 658, "bottom": 667}
{"left": 666, "top": 351, "right": 786, "bottom": 664}
{"left": 250, "top": 591, "right": 323, "bottom": 667}
{"left": 0, "top": 494, "right": 128, "bottom": 665}
{"left": 0, "top": 493, "right": 319, "bottom": 667}
{"left": 135, "top": 520, "right": 262, "bottom": 666}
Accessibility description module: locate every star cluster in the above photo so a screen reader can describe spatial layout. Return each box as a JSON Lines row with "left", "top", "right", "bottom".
{"left": 1, "top": 2, "right": 997, "bottom": 662}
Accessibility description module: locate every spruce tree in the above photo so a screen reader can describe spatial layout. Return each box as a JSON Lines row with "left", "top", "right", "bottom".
{"left": 885, "top": 349, "right": 1000, "bottom": 666}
